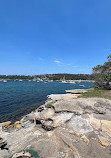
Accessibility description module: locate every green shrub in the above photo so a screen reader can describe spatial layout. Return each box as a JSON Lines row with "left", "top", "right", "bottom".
{"left": 46, "top": 103, "right": 53, "bottom": 108}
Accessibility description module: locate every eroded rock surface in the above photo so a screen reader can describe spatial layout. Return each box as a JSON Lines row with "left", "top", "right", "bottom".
{"left": 0, "top": 90, "right": 111, "bottom": 158}
{"left": 66, "top": 89, "right": 88, "bottom": 94}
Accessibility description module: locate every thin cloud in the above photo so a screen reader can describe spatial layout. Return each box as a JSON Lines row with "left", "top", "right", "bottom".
{"left": 54, "top": 60, "right": 61, "bottom": 64}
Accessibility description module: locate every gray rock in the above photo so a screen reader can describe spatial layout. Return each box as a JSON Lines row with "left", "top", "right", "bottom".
{"left": 0, "top": 149, "right": 9, "bottom": 158}
{"left": 41, "top": 113, "right": 73, "bottom": 130}
{"left": 67, "top": 116, "right": 93, "bottom": 134}
{"left": 0, "top": 137, "right": 7, "bottom": 149}
{"left": 53, "top": 100, "right": 84, "bottom": 114}
{"left": 66, "top": 89, "right": 88, "bottom": 94}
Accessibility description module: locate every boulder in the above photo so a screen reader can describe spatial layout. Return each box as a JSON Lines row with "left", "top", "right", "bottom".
{"left": 35, "top": 108, "right": 55, "bottom": 120}
{"left": 101, "top": 120, "right": 111, "bottom": 137}
{"left": 14, "top": 121, "right": 21, "bottom": 128}
{"left": 0, "top": 121, "right": 11, "bottom": 127}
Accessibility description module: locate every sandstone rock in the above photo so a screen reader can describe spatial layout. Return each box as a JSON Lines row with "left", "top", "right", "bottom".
{"left": 59, "top": 132, "right": 81, "bottom": 158}
{"left": 101, "top": 120, "right": 111, "bottom": 137}
{"left": 35, "top": 108, "right": 55, "bottom": 120}
{"left": 37, "top": 106, "right": 45, "bottom": 112}
{"left": 98, "top": 136, "right": 111, "bottom": 147}
{"left": 89, "top": 115, "right": 101, "bottom": 130}
{"left": 21, "top": 114, "right": 34, "bottom": 128}
{"left": 32, "top": 139, "right": 62, "bottom": 158}
{"left": 47, "top": 95, "right": 111, "bottom": 116}
{"left": 81, "top": 135, "right": 89, "bottom": 145}
{"left": 12, "top": 151, "right": 32, "bottom": 158}
{"left": 67, "top": 116, "right": 93, "bottom": 134}
{"left": 0, "top": 137, "right": 7, "bottom": 148}
{"left": 0, "top": 121, "right": 11, "bottom": 127}
{"left": 52, "top": 113, "right": 73, "bottom": 126}
{"left": 0, "top": 149, "right": 9, "bottom": 158}
{"left": 41, "top": 113, "right": 73, "bottom": 130}
{"left": 53, "top": 100, "right": 84, "bottom": 114}
{"left": 66, "top": 89, "right": 87, "bottom": 94}
{"left": 74, "top": 132, "right": 82, "bottom": 137}
{"left": 14, "top": 121, "right": 21, "bottom": 128}
{"left": 47, "top": 93, "right": 80, "bottom": 102}
{"left": 0, "top": 126, "right": 2, "bottom": 134}
{"left": 41, "top": 119, "right": 54, "bottom": 130}
{"left": 34, "top": 131, "right": 80, "bottom": 158}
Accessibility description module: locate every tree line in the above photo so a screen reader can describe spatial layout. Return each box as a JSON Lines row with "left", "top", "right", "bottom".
{"left": 0, "top": 75, "right": 33, "bottom": 80}
{"left": 0, "top": 74, "right": 95, "bottom": 80}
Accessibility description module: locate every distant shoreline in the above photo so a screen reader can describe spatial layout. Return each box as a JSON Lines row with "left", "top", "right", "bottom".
{"left": 0, "top": 73, "right": 95, "bottom": 81}
{"left": 0, "top": 79, "right": 95, "bottom": 81}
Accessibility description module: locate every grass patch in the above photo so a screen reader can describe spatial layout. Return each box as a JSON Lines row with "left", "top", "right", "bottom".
{"left": 79, "top": 89, "right": 111, "bottom": 100}
{"left": 46, "top": 103, "right": 53, "bottom": 108}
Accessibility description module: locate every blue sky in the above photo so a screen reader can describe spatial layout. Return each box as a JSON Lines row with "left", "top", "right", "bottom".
{"left": 0, "top": 0, "right": 111, "bottom": 75}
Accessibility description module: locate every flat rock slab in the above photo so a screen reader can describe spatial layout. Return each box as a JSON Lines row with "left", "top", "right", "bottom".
{"left": 0, "top": 149, "right": 9, "bottom": 158}
{"left": 66, "top": 116, "right": 93, "bottom": 134}
{"left": 53, "top": 100, "right": 84, "bottom": 114}
{"left": 47, "top": 93, "right": 80, "bottom": 102}
{"left": 66, "top": 89, "right": 88, "bottom": 94}
{"left": 32, "top": 131, "right": 77, "bottom": 158}
{"left": 52, "top": 98, "right": 111, "bottom": 115}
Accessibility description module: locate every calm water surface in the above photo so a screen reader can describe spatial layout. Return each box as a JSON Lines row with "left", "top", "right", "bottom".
{"left": 0, "top": 80, "right": 93, "bottom": 122}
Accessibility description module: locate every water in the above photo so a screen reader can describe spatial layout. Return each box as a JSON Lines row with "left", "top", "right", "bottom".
{"left": 0, "top": 80, "right": 93, "bottom": 122}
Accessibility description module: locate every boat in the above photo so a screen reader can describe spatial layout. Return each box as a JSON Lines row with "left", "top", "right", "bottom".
{"left": 19, "top": 79, "right": 23, "bottom": 82}
{"left": 33, "top": 79, "right": 36, "bottom": 81}
{"left": 79, "top": 85, "right": 85, "bottom": 87}
{"left": 3, "top": 80, "right": 7, "bottom": 82}
{"left": 78, "top": 80, "right": 82, "bottom": 83}
{"left": 68, "top": 81, "right": 76, "bottom": 84}
{"left": 49, "top": 80, "right": 53, "bottom": 82}
{"left": 61, "top": 76, "right": 67, "bottom": 83}
{"left": 61, "top": 81, "right": 67, "bottom": 83}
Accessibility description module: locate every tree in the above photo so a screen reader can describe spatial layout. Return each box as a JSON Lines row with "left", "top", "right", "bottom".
{"left": 92, "top": 55, "right": 111, "bottom": 89}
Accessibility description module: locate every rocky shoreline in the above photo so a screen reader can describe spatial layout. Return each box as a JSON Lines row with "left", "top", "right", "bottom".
{"left": 0, "top": 89, "right": 111, "bottom": 158}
